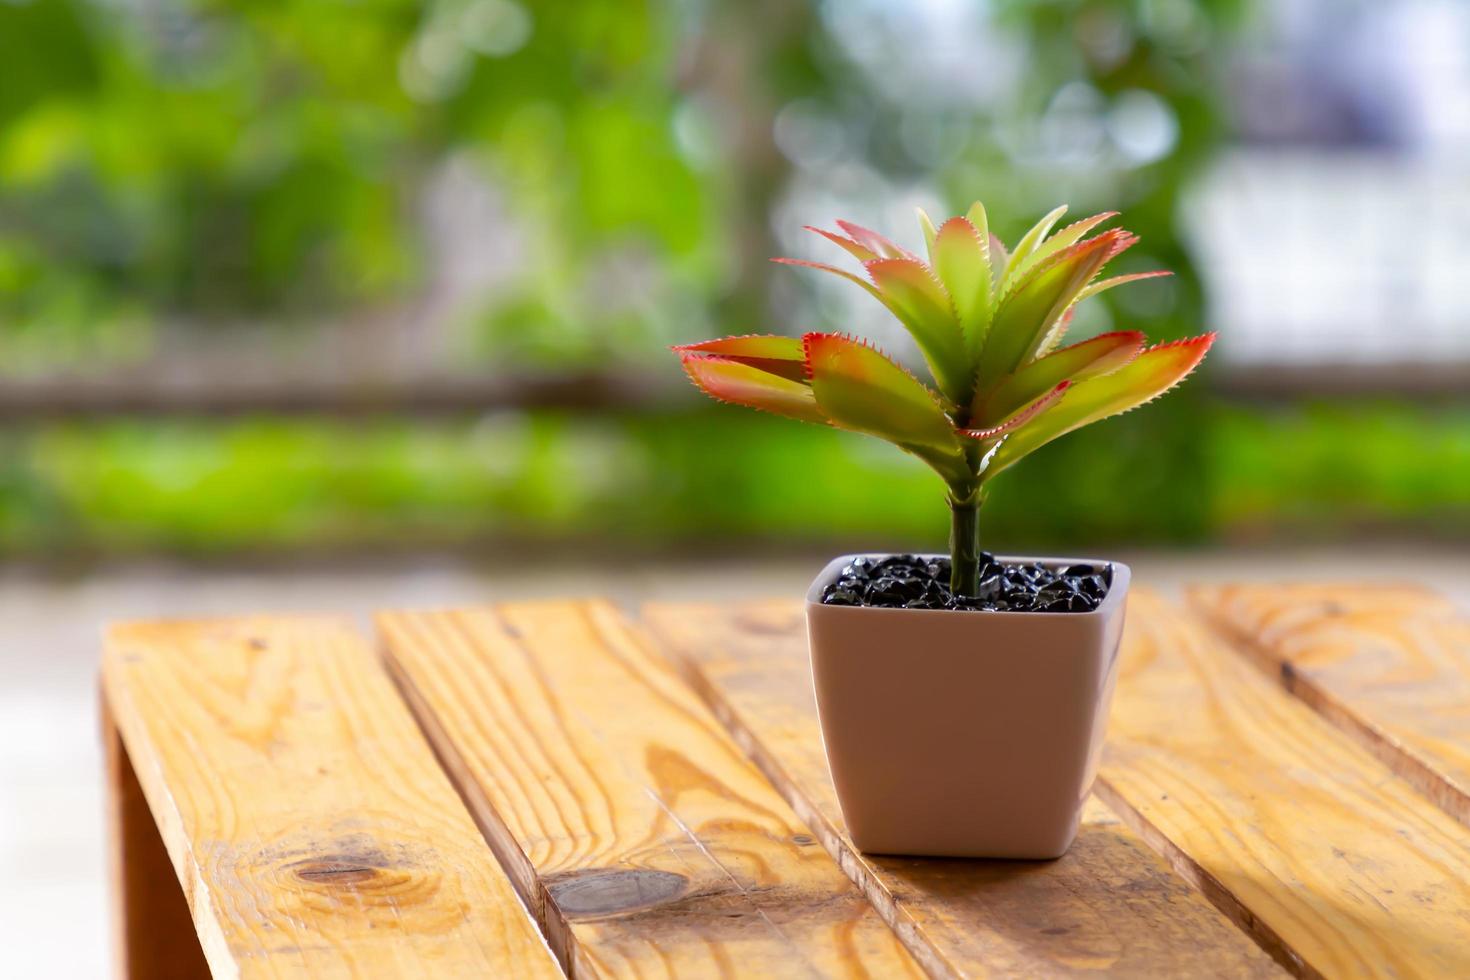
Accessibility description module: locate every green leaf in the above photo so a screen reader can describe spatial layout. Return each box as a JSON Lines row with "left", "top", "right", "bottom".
{"left": 1012, "top": 211, "right": 1116, "bottom": 280}
{"left": 916, "top": 207, "right": 938, "bottom": 260}
{"left": 672, "top": 334, "right": 807, "bottom": 382}
{"left": 974, "top": 330, "right": 1145, "bottom": 425}
{"left": 1075, "top": 270, "right": 1171, "bottom": 303}
{"left": 963, "top": 201, "right": 1006, "bottom": 289}
{"left": 987, "top": 234, "right": 1008, "bottom": 288}
{"left": 864, "top": 257, "right": 971, "bottom": 405}
{"left": 1002, "top": 204, "right": 1067, "bottom": 282}
{"left": 803, "top": 332, "right": 961, "bottom": 458}
{"left": 932, "top": 217, "right": 992, "bottom": 358}
{"left": 965, "top": 201, "right": 990, "bottom": 238}
{"left": 678, "top": 353, "right": 826, "bottom": 424}
{"left": 984, "top": 333, "right": 1216, "bottom": 477}
{"left": 975, "top": 229, "right": 1132, "bottom": 384}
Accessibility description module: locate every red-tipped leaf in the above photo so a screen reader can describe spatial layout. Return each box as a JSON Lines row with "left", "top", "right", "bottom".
{"left": 963, "top": 381, "right": 1069, "bottom": 441}
{"left": 932, "top": 217, "right": 992, "bottom": 356}
{"left": 803, "top": 333, "right": 962, "bottom": 457}
{"left": 672, "top": 334, "right": 808, "bottom": 382}
{"left": 772, "top": 257, "right": 886, "bottom": 303}
{"left": 974, "top": 330, "right": 1146, "bottom": 425}
{"left": 1015, "top": 211, "right": 1118, "bottom": 277}
{"left": 679, "top": 353, "right": 826, "bottom": 424}
{"left": 865, "top": 257, "right": 970, "bottom": 403}
{"left": 1003, "top": 204, "right": 1068, "bottom": 280}
{"left": 986, "top": 333, "right": 1215, "bottom": 476}
{"left": 976, "top": 229, "right": 1135, "bottom": 382}
{"left": 836, "top": 220, "right": 912, "bottom": 259}
{"left": 804, "top": 225, "right": 877, "bottom": 263}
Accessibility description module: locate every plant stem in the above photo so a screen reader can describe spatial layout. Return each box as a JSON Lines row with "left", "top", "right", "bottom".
{"left": 948, "top": 487, "right": 982, "bottom": 596}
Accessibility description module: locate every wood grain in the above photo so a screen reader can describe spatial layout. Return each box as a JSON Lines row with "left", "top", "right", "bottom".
{"left": 378, "top": 601, "right": 923, "bottom": 979}
{"left": 102, "top": 692, "right": 212, "bottom": 979}
{"left": 101, "top": 615, "right": 559, "bottom": 979}
{"left": 1098, "top": 590, "right": 1470, "bottom": 978}
{"left": 1190, "top": 583, "right": 1470, "bottom": 825}
{"left": 642, "top": 600, "right": 1282, "bottom": 979}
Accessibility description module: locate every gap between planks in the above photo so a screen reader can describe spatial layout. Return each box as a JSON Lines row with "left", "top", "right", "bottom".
{"left": 378, "top": 602, "right": 925, "bottom": 979}
{"left": 1188, "top": 583, "right": 1470, "bottom": 829}
{"left": 642, "top": 600, "right": 1283, "bottom": 979}
{"left": 646, "top": 591, "right": 1470, "bottom": 979}
{"left": 1097, "top": 591, "right": 1470, "bottom": 979}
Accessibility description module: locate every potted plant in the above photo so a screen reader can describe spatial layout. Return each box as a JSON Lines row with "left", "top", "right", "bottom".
{"left": 674, "top": 203, "right": 1212, "bottom": 859}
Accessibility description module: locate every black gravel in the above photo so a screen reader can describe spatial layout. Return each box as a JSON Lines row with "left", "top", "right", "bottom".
{"left": 819, "top": 554, "right": 1112, "bottom": 613}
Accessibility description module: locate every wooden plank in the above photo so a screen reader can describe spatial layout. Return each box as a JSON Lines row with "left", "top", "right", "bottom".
{"left": 378, "top": 601, "right": 923, "bottom": 979}
{"left": 102, "top": 692, "right": 212, "bottom": 979}
{"left": 1190, "top": 583, "right": 1470, "bottom": 825}
{"left": 642, "top": 600, "right": 1282, "bottom": 978}
{"left": 101, "top": 615, "right": 559, "bottom": 979}
{"left": 1097, "top": 590, "right": 1470, "bottom": 978}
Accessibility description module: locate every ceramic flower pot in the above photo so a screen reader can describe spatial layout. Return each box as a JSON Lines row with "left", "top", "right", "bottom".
{"left": 805, "top": 553, "right": 1131, "bottom": 859}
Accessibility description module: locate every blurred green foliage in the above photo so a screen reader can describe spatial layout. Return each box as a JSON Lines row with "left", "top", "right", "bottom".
{"left": 0, "top": 0, "right": 1241, "bottom": 361}
{"left": 1, "top": 402, "right": 1464, "bottom": 557}
{"left": 0, "top": 0, "right": 1464, "bottom": 556}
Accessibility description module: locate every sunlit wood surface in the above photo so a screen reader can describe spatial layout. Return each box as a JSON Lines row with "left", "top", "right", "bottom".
{"left": 101, "top": 616, "right": 559, "bottom": 979}
{"left": 1100, "top": 592, "right": 1470, "bottom": 977}
{"left": 1191, "top": 583, "right": 1470, "bottom": 825}
{"left": 644, "top": 599, "right": 1281, "bottom": 978}
{"left": 100, "top": 579, "right": 1470, "bottom": 977}
{"left": 378, "top": 601, "right": 921, "bottom": 978}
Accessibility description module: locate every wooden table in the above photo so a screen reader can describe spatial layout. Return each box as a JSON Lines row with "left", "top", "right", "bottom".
{"left": 99, "top": 585, "right": 1470, "bottom": 978}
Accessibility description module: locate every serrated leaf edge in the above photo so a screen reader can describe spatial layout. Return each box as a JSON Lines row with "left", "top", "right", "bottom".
{"left": 800, "top": 331, "right": 955, "bottom": 417}
{"left": 863, "top": 256, "right": 957, "bottom": 314}
{"left": 836, "top": 220, "right": 917, "bottom": 260}
{"left": 963, "top": 380, "right": 1069, "bottom": 440}
{"left": 1041, "top": 332, "right": 1215, "bottom": 427}
{"left": 803, "top": 225, "right": 877, "bottom": 262}
{"left": 670, "top": 333, "right": 802, "bottom": 354}
{"left": 994, "top": 227, "right": 1136, "bottom": 309}
{"left": 677, "top": 353, "right": 828, "bottom": 424}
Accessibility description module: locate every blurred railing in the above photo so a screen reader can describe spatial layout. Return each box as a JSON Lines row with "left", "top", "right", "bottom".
{"left": 0, "top": 370, "right": 673, "bottom": 419}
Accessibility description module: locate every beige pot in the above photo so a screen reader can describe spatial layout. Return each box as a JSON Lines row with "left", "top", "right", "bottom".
{"left": 805, "top": 554, "right": 1130, "bottom": 859}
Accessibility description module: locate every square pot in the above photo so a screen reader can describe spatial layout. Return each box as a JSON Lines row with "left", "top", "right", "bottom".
{"left": 806, "top": 553, "right": 1130, "bottom": 859}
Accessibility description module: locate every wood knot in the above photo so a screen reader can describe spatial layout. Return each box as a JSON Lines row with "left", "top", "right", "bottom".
{"left": 223, "top": 832, "right": 458, "bottom": 931}
{"left": 291, "top": 858, "right": 383, "bottom": 885}
{"left": 546, "top": 868, "right": 689, "bottom": 920}
{"left": 278, "top": 843, "right": 423, "bottom": 902}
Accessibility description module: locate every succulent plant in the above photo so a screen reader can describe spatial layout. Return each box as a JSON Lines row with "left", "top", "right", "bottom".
{"left": 674, "top": 203, "right": 1214, "bottom": 597}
